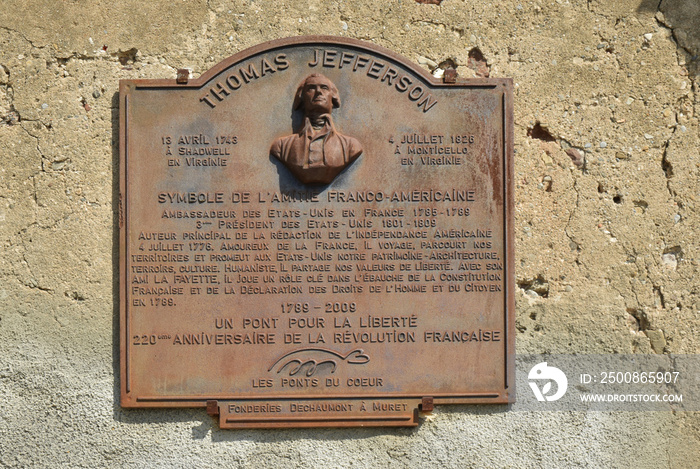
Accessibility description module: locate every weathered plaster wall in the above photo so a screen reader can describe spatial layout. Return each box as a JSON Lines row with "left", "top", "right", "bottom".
{"left": 1, "top": 1, "right": 698, "bottom": 467}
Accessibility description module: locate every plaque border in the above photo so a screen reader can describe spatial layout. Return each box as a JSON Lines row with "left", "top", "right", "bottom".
{"left": 119, "top": 36, "right": 515, "bottom": 424}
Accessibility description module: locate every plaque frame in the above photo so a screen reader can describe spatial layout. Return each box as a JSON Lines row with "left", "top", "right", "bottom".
{"left": 119, "top": 36, "right": 515, "bottom": 428}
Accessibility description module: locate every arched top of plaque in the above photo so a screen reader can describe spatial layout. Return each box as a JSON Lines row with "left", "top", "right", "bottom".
{"left": 134, "top": 36, "right": 499, "bottom": 89}
{"left": 124, "top": 36, "right": 509, "bottom": 185}
{"left": 122, "top": 36, "right": 512, "bottom": 186}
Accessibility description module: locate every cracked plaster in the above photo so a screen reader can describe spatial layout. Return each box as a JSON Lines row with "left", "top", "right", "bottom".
{"left": 0, "top": 1, "right": 698, "bottom": 467}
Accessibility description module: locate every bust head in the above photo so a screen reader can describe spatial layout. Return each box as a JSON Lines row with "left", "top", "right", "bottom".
{"left": 271, "top": 72, "right": 362, "bottom": 185}
{"left": 293, "top": 74, "right": 341, "bottom": 116}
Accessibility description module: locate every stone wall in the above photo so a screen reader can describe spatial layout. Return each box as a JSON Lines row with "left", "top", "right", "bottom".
{"left": 1, "top": 1, "right": 697, "bottom": 467}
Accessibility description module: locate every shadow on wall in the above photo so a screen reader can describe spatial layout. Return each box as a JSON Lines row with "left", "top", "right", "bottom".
{"left": 638, "top": 0, "right": 700, "bottom": 76}
{"left": 110, "top": 90, "right": 121, "bottom": 423}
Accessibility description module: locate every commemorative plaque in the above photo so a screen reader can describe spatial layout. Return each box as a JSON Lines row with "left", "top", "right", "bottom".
{"left": 120, "top": 36, "right": 514, "bottom": 428}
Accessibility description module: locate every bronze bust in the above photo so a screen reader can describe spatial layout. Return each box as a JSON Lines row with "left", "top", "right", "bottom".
{"left": 270, "top": 73, "right": 363, "bottom": 185}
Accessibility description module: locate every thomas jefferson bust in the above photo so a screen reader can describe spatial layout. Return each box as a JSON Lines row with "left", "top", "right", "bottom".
{"left": 270, "top": 74, "right": 363, "bottom": 185}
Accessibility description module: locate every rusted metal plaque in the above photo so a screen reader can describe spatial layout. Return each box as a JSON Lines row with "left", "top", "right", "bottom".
{"left": 120, "top": 36, "right": 514, "bottom": 428}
